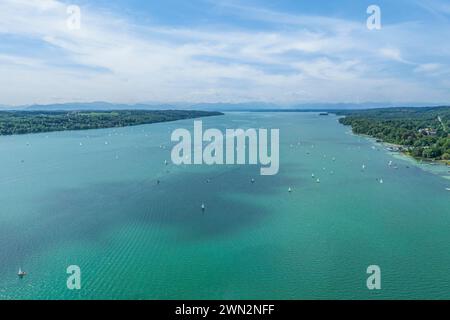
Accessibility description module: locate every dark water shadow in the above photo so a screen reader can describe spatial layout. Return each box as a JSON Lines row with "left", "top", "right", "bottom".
{"left": 0, "top": 164, "right": 303, "bottom": 272}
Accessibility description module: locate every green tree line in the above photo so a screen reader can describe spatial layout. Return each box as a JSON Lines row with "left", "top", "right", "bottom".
{"left": 0, "top": 110, "right": 223, "bottom": 136}
{"left": 337, "top": 106, "right": 450, "bottom": 161}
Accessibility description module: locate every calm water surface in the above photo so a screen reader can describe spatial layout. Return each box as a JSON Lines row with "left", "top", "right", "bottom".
{"left": 0, "top": 112, "right": 449, "bottom": 299}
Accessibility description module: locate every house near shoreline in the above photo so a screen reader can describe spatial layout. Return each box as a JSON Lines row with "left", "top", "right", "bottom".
{"left": 418, "top": 128, "right": 437, "bottom": 136}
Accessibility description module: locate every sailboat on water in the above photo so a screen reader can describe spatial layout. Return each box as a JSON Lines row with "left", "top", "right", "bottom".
{"left": 18, "top": 268, "right": 27, "bottom": 278}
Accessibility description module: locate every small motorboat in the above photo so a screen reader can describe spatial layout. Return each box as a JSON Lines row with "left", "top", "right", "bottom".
{"left": 251, "top": 178, "right": 255, "bottom": 184}
{"left": 446, "top": 188, "right": 450, "bottom": 191}
{"left": 288, "top": 187, "right": 292, "bottom": 193}
{"left": 201, "top": 203, "right": 206, "bottom": 211}
{"left": 316, "top": 178, "right": 320, "bottom": 183}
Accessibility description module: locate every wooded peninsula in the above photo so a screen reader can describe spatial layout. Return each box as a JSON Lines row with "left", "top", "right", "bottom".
{"left": 0, "top": 110, "right": 223, "bottom": 136}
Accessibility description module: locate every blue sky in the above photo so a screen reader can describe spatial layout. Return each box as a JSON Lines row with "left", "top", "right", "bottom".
{"left": 1, "top": 0, "right": 450, "bottom": 106}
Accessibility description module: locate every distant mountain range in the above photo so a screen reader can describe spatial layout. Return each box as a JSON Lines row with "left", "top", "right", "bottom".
{"left": 3, "top": 101, "right": 280, "bottom": 111}
{"left": 24, "top": 102, "right": 170, "bottom": 111}
{"left": 0, "top": 101, "right": 445, "bottom": 112}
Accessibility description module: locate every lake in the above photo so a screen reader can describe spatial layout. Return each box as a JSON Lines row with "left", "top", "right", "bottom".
{"left": 0, "top": 112, "right": 449, "bottom": 299}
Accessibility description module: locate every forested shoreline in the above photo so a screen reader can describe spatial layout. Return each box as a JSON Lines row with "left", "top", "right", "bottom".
{"left": 0, "top": 110, "right": 223, "bottom": 136}
{"left": 337, "top": 106, "right": 450, "bottom": 163}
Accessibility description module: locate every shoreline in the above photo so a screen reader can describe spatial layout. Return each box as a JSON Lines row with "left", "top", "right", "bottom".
{"left": 342, "top": 125, "right": 450, "bottom": 167}
{"left": 372, "top": 138, "right": 450, "bottom": 167}
{"left": 336, "top": 107, "right": 450, "bottom": 167}
{"left": 352, "top": 131, "right": 450, "bottom": 168}
{"left": 346, "top": 131, "right": 450, "bottom": 178}
{"left": 0, "top": 110, "right": 224, "bottom": 137}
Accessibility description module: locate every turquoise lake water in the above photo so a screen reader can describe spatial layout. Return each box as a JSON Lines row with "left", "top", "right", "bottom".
{"left": 0, "top": 112, "right": 449, "bottom": 299}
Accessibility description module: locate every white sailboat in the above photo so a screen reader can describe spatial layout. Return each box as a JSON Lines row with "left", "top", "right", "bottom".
{"left": 201, "top": 203, "right": 206, "bottom": 211}
{"left": 288, "top": 187, "right": 292, "bottom": 193}
{"left": 18, "top": 268, "right": 27, "bottom": 278}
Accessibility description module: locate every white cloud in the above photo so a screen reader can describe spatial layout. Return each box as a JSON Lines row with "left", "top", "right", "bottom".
{"left": 414, "top": 63, "right": 450, "bottom": 78}
{"left": 0, "top": 0, "right": 449, "bottom": 105}
{"left": 415, "top": 0, "right": 450, "bottom": 17}
{"left": 378, "top": 47, "right": 412, "bottom": 64}
{"left": 415, "top": 63, "right": 441, "bottom": 73}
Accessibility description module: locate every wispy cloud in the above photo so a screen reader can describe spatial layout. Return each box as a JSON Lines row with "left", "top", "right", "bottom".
{"left": 0, "top": 0, "right": 449, "bottom": 105}
{"left": 379, "top": 47, "right": 412, "bottom": 64}
{"left": 415, "top": 0, "right": 450, "bottom": 18}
